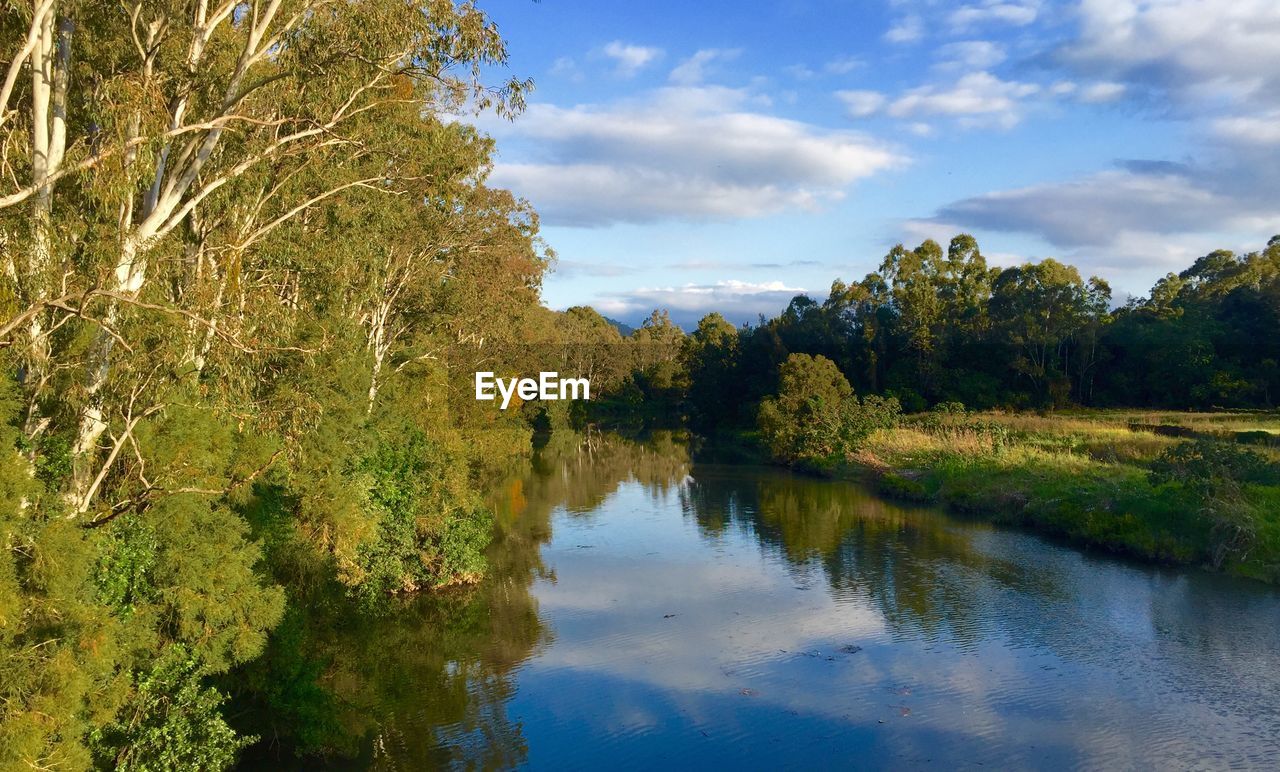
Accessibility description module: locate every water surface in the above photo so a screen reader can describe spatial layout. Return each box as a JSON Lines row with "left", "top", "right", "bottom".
{"left": 302, "top": 433, "right": 1280, "bottom": 769}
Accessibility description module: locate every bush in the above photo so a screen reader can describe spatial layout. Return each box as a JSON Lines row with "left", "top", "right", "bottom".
{"left": 758, "top": 354, "right": 900, "bottom": 465}
{"left": 91, "top": 647, "right": 248, "bottom": 771}
{"left": 351, "top": 430, "right": 493, "bottom": 609}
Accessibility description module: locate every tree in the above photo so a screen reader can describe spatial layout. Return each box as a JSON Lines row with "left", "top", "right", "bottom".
{"left": 681, "top": 313, "right": 740, "bottom": 428}
{"left": 629, "top": 309, "right": 686, "bottom": 405}
{"left": 989, "top": 259, "right": 1090, "bottom": 405}
{"left": 0, "top": 1, "right": 544, "bottom": 767}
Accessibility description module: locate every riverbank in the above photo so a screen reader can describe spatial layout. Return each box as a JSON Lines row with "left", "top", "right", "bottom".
{"left": 839, "top": 411, "right": 1280, "bottom": 584}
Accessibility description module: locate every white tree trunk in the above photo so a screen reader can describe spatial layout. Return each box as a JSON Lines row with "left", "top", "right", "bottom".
{"left": 22, "top": 6, "right": 69, "bottom": 440}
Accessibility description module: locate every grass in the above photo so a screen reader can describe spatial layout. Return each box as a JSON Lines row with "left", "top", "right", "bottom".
{"left": 846, "top": 410, "right": 1280, "bottom": 584}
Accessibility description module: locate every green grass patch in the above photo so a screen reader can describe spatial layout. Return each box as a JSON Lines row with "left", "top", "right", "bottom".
{"left": 853, "top": 413, "right": 1279, "bottom": 583}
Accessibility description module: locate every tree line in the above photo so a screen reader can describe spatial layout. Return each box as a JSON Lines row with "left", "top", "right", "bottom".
{"left": 657, "top": 234, "right": 1280, "bottom": 430}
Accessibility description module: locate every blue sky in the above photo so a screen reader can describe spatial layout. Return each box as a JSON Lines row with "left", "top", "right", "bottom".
{"left": 475, "top": 0, "right": 1280, "bottom": 328}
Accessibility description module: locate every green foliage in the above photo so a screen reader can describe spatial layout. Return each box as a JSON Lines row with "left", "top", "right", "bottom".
{"left": 672, "top": 234, "right": 1278, "bottom": 419}
{"left": 90, "top": 646, "right": 248, "bottom": 772}
{"left": 877, "top": 471, "right": 930, "bottom": 501}
{"left": 1150, "top": 440, "right": 1277, "bottom": 568}
{"left": 0, "top": 0, "right": 551, "bottom": 763}
{"left": 1149, "top": 439, "right": 1276, "bottom": 491}
{"left": 758, "top": 354, "right": 900, "bottom": 466}
{"left": 682, "top": 313, "right": 742, "bottom": 428}
{"left": 222, "top": 605, "right": 346, "bottom": 758}
{"left": 34, "top": 432, "right": 73, "bottom": 492}
{"left": 350, "top": 430, "right": 494, "bottom": 609}
{"left": 96, "top": 519, "right": 158, "bottom": 616}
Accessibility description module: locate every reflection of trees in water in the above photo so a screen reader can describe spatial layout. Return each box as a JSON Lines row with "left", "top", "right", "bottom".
{"left": 341, "top": 431, "right": 691, "bottom": 768}
{"left": 681, "top": 466, "right": 1068, "bottom": 646}
{"left": 685, "top": 462, "right": 1280, "bottom": 700}
{"left": 266, "top": 435, "right": 1280, "bottom": 767}
{"left": 277, "top": 474, "right": 553, "bottom": 770}
{"left": 249, "top": 434, "right": 1280, "bottom": 767}
{"left": 509, "top": 430, "right": 691, "bottom": 516}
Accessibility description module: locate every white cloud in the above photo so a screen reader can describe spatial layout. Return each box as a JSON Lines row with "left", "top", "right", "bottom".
{"left": 670, "top": 48, "right": 741, "bottom": 85}
{"left": 949, "top": 1, "right": 1039, "bottom": 32}
{"left": 881, "top": 0, "right": 1280, "bottom": 292}
{"left": 936, "top": 40, "right": 1007, "bottom": 70}
{"left": 550, "top": 56, "right": 583, "bottom": 82}
{"left": 1049, "top": 80, "right": 1077, "bottom": 97}
{"left": 836, "top": 89, "right": 887, "bottom": 118}
{"left": 923, "top": 162, "right": 1280, "bottom": 289}
{"left": 603, "top": 41, "right": 663, "bottom": 76}
{"left": 887, "top": 71, "right": 1039, "bottom": 128}
{"left": 936, "top": 169, "right": 1227, "bottom": 248}
{"left": 783, "top": 64, "right": 815, "bottom": 80}
{"left": 1060, "top": 0, "right": 1280, "bottom": 110}
{"left": 824, "top": 55, "right": 863, "bottom": 75}
{"left": 1077, "top": 81, "right": 1126, "bottom": 103}
{"left": 899, "top": 218, "right": 969, "bottom": 247}
{"left": 1212, "top": 112, "right": 1280, "bottom": 145}
{"left": 487, "top": 87, "right": 903, "bottom": 227}
{"left": 594, "top": 280, "right": 808, "bottom": 327}
{"left": 884, "top": 15, "right": 924, "bottom": 44}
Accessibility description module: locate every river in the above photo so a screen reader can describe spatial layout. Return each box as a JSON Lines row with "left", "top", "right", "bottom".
{"left": 263, "top": 431, "right": 1280, "bottom": 769}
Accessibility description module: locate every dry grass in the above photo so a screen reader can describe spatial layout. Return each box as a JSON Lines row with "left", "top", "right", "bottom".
{"left": 864, "top": 426, "right": 1001, "bottom": 458}
{"left": 869, "top": 410, "right": 1280, "bottom": 473}
{"left": 1076, "top": 410, "right": 1280, "bottom": 434}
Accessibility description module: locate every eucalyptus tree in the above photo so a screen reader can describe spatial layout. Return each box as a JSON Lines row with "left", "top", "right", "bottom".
{"left": 1, "top": 0, "right": 530, "bottom": 509}
{"left": 0, "top": 1, "right": 538, "bottom": 768}
{"left": 680, "top": 312, "right": 740, "bottom": 427}
{"left": 878, "top": 240, "right": 945, "bottom": 397}
{"left": 988, "top": 258, "right": 1093, "bottom": 405}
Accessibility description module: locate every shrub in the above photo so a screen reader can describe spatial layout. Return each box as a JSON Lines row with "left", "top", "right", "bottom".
{"left": 91, "top": 647, "right": 248, "bottom": 771}
{"left": 351, "top": 430, "right": 494, "bottom": 608}
{"left": 758, "top": 354, "right": 900, "bottom": 465}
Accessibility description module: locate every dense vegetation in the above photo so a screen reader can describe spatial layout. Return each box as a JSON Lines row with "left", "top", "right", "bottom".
{"left": 670, "top": 234, "right": 1280, "bottom": 425}
{"left": 0, "top": 1, "right": 653, "bottom": 767}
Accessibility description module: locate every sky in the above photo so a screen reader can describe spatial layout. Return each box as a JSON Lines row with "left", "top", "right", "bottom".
{"left": 473, "top": 0, "right": 1280, "bottom": 328}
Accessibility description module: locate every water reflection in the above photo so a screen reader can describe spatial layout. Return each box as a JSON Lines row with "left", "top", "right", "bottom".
{"left": 253, "top": 432, "right": 1280, "bottom": 769}
{"left": 348, "top": 432, "right": 689, "bottom": 768}
{"left": 350, "top": 431, "right": 692, "bottom": 769}
{"left": 682, "top": 466, "right": 1068, "bottom": 646}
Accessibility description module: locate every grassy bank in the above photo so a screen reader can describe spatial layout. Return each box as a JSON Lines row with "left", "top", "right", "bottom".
{"left": 844, "top": 411, "right": 1280, "bottom": 584}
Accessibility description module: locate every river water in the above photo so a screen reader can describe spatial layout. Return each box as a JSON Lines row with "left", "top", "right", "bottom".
{"left": 293, "top": 432, "right": 1280, "bottom": 770}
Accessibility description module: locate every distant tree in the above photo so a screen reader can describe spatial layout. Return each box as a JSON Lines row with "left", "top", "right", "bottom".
{"left": 989, "top": 258, "right": 1091, "bottom": 406}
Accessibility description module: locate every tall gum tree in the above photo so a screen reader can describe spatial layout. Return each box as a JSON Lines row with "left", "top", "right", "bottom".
{"left": 0, "top": 0, "right": 530, "bottom": 512}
